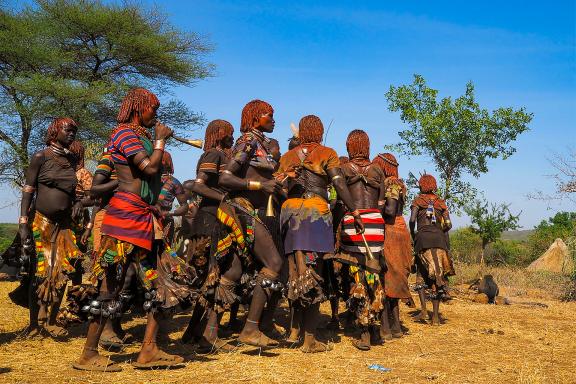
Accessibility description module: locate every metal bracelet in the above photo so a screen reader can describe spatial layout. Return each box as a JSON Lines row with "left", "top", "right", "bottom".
{"left": 22, "top": 185, "right": 36, "bottom": 193}
{"left": 153, "top": 140, "right": 165, "bottom": 151}
{"left": 85, "top": 222, "right": 93, "bottom": 229}
{"left": 194, "top": 178, "right": 205, "bottom": 184}
{"left": 331, "top": 175, "right": 342, "bottom": 182}
{"left": 247, "top": 180, "right": 262, "bottom": 191}
{"left": 137, "top": 157, "right": 151, "bottom": 171}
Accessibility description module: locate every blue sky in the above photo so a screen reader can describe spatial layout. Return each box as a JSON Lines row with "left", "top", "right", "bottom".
{"left": 1, "top": 0, "right": 574, "bottom": 228}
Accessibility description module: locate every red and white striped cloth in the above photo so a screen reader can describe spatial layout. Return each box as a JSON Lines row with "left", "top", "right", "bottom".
{"left": 340, "top": 208, "right": 385, "bottom": 254}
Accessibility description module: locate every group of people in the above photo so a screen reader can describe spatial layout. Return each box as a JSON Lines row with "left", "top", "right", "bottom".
{"left": 12, "top": 88, "right": 455, "bottom": 372}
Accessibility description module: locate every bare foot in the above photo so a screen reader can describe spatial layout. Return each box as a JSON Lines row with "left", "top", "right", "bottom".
{"left": 414, "top": 311, "right": 428, "bottom": 323}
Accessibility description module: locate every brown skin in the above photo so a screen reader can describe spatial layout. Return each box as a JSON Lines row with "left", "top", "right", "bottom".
{"left": 218, "top": 112, "right": 285, "bottom": 347}
{"left": 189, "top": 131, "right": 236, "bottom": 349}
{"left": 409, "top": 204, "right": 452, "bottom": 325}
{"left": 19, "top": 123, "right": 79, "bottom": 242}
{"left": 342, "top": 161, "right": 383, "bottom": 349}
{"left": 77, "top": 105, "right": 177, "bottom": 369}
{"left": 19, "top": 122, "right": 78, "bottom": 336}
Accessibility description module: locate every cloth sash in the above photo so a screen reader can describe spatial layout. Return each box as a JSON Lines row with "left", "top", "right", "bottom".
{"left": 340, "top": 208, "right": 384, "bottom": 254}
{"left": 101, "top": 191, "right": 156, "bottom": 251}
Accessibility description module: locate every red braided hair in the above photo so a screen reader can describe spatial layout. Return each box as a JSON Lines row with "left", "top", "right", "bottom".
{"left": 373, "top": 153, "right": 399, "bottom": 178}
{"left": 419, "top": 174, "right": 438, "bottom": 193}
{"left": 45, "top": 117, "right": 77, "bottom": 146}
{"left": 346, "top": 129, "right": 370, "bottom": 159}
{"left": 299, "top": 115, "right": 324, "bottom": 144}
{"left": 117, "top": 88, "right": 160, "bottom": 123}
{"left": 162, "top": 151, "right": 174, "bottom": 175}
{"left": 204, "top": 119, "right": 234, "bottom": 151}
{"left": 240, "top": 100, "right": 273, "bottom": 133}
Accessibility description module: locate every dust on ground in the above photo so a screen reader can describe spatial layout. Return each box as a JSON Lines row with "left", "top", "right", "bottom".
{"left": 0, "top": 276, "right": 574, "bottom": 384}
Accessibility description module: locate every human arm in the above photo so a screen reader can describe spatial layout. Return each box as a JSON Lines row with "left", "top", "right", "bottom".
{"left": 19, "top": 152, "right": 43, "bottom": 242}
{"left": 409, "top": 206, "right": 418, "bottom": 240}
{"left": 126, "top": 122, "right": 172, "bottom": 176}
{"left": 327, "top": 167, "right": 364, "bottom": 234}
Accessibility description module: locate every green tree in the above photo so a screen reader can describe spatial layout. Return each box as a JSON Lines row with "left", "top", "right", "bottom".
{"left": 450, "top": 226, "right": 482, "bottom": 263}
{"left": 464, "top": 199, "right": 521, "bottom": 265}
{"left": 385, "top": 74, "right": 532, "bottom": 212}
{"left": 0, "top": 0, "right": 213, "bottom": 185}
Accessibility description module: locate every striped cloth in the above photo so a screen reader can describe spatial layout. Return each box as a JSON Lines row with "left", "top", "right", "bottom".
{"left": 101, "top": 191, "right": 155, "bottom": 251}
{"left": 340, "top": 208, "right": 384, "bottom": 254}
{"left": 107, "top": 124, "right": 147, "bottom": 165}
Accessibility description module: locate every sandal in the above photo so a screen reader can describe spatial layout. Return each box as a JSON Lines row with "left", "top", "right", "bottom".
{"left": 301, "top": 341, "right": 333, "bottom": 353}
{"left": 196, "top": 338, "right": 236, "bottom": 355}
{"left": 351, "top": 338, "right": 371, "bottom": 351}
{"left": 132, "top": 350, "right": 185, "bottom": 369}
{"left": 100, "top": 334, "right": 125, "bottom": 350}
{"left": 43, "top": 324, "right": 68, "bottom": 339}
{"left": 72, "top": 355, "right": 122, "bottom": 372}
{"left": 238, "top": 331, "right": 280, "bottom": 348}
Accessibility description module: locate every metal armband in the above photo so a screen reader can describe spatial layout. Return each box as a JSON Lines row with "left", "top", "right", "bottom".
{"left": 137, "top": 157, "right": 151, "bottom": 171}
{"left": 22, "top": 185, "right": 36, "bottom": 193}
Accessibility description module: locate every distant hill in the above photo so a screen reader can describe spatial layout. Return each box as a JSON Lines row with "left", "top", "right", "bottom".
{"left": 501, "top": 229, "right": 534, "bottom": 242}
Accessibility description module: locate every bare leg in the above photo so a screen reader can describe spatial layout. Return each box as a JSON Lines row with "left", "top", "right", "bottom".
{"left": 380, "top": 299, "right": 393, "bottom": 341}
{"left": 415, "top": 287, "right": 428, "bottom": 322}
{"left": 182, "top": 302, "right": 205, "bottom": 344}
{"left": 431, "top": 286, "right": 441, "bottom": 326}
{"left": 390, "top": 298, "right": 403, "bottom": 337}
{"left": 27, "top": 277, "right": 41, "bottom": 334}
{"left": 287, "top": 303, "right": 302, "bottom": 343}
{"left": 301, "top": 302, "right": 332, "bottom": 353}
{"left": 238, "top": 221, "right": 282, "bottom": 347}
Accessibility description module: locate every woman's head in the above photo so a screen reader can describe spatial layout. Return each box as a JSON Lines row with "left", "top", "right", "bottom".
{"left": 45, "top": 117, "right": 78, "bottom": 147}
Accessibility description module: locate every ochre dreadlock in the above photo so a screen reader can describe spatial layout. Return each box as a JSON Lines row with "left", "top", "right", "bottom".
{"left": 373, "top": 153, "right": 399, "bottom": 178}
{"left": 419, "top": 174, "right": 438, "bottom": 194}
{"left": 45, "top": 117, "right": 77, "bottom": 146}
{"left": 69, "top": 140, "right": 85, "bottom": 168}
{"left": 299, "top": 115, "right": 324, "bottom": 144}
{"left": 240, "top": 99, "right": 273, "bottom": 133}
{"left": 339, "top": 156, "right": 349, "bottom": 165}
{"left": 162, "top": 151, "right": 174, "bottom": 175}
{"left": 204, "top": 119, "right": 234, "bottom": 151}
{"left": 117, "top": 88, "right": 160, "bottom": 123}
{"left": 346, "top": 129, "right": 370, "bottom": 159}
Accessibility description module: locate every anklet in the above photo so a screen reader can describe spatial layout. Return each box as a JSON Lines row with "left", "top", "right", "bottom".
{"left": 246, "top": 319, "right": 259, "bottom": 325}
{"left": 83, "top": 347, "right": 99, "bottom": 352}
{"left": 142, "top": 341, "right": 157, "bottom": 345}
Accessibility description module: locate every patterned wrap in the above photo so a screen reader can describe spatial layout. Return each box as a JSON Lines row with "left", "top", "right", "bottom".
{"left": 280, "top": 196, "right": 333, "bottom": 254}
{"left": 340, "top": 209, "right": 385, "bottom": 254}
{"left": 158, "top": 174, "right": 184, "bottom": 211}
{"left": 32, "top": 211, "right": 82, "bottom": 306}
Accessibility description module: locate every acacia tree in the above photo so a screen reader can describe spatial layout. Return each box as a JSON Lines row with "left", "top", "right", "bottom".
{"left": 0, "top": 0, "right": 213, "bottom": 185}
{"left": 385, "top": 75, "right": 532, "bottom": 212}
{"left": 529, "top": 147, "right": 576, "bottom": 204}
{"left": 464, "top": 198, "right": 521, "bottom": 265}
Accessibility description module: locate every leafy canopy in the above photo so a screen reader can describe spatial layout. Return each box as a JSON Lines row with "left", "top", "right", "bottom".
{"left": 464, "top": 198, "right": 521, "bottom": 248}
{"left": 0, "top": 0, "right": 213, "bottom": 184}
{"left": 385, "top": 74, "right": 532, "bottom": 211}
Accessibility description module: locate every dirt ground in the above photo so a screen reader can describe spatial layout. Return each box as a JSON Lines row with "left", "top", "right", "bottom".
{"left": 0, "top": 278, "right": 575, "bottom": 384}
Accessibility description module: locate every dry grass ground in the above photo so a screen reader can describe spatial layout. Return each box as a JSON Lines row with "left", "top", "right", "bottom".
{"left": 0, "top": 265, "right": 575, "bottom": 384}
